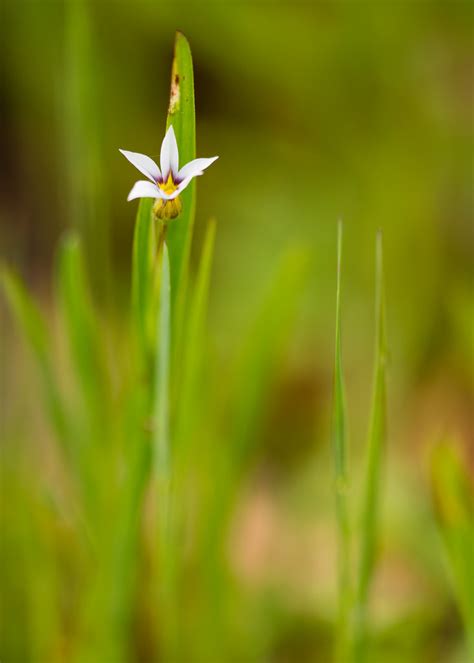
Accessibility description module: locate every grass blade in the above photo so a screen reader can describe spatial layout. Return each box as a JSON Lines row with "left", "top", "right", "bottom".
{"left": 165, "top": 31, "right": 196, "bottom": 333}
{"left": 154, "top": 243, "right": 171, "bottom": 485}
{"left": 332, "top": 222, "right": 351, "bottom": 662}
{"left": 131, "top": 197, "right": 156, "bottom": 368}
{"left": 152, "top": 242, "right": 179, "bottom": 657}
{"left": 174, "top": 218, "right": 216, "bottom": 452}
{"left": 354, "top": 232, "right": 388, "bottom": 662}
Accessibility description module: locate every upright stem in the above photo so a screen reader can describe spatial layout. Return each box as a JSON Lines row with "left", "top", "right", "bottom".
{"left": 353, "top": 232, "right": 387, "bottom": 663}
{"left": 152, "top": 242, "right": 178, "bottom": 657}
{"left": 332, "top": 221, "right": 351, "bottom": 662}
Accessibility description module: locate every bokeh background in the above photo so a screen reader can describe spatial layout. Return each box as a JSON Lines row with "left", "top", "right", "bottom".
{"left": 1, "top": 1, "right": 473, "bottom": 662}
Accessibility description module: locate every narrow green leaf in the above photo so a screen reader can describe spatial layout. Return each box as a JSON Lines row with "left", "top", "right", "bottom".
{"left": 152, "top": 242, "right": 178, "bottom": 658}
{"left": 174, "top": 218, "right": 216, "bottom": 452}
{"left": 1, "top": 266, "right": 68, "bottom": 446}
{"left": 154, "top": 243, "right": 171, "bottom": 483}
{"left": 332, "top": 222, "right": 351, "bottom": 662}
{"left": 131, "top": 197, "right": 155, "bottom": 367}
{"left": 165, "top": 31, "right": 196, "bottom": 331}
{"left": 431, "top": 443, "right": 474, "bottom": 659}
{"left": 354, "top": 232, "right": 388, "bottom": 662}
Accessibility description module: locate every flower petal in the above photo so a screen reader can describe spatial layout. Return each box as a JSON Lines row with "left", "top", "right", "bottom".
{"left": 127, "top": 180, "right": 166, "bottom": 201}
{"left": 174, "top": 175, "right": 195, "bottom": 196}
{"left": 177, "top": 156, "right": 219, "bottom": 182}
{"left": 160, "top": 125, "right": 179, "bottom": 180}
{"left": 119, "top": 149, "right": 161, "bottom": 182}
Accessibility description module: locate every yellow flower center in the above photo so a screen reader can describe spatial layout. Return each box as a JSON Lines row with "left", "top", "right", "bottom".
{"left": 153, "top": 173, "right": 182, "bottom": 221}
{"left": 159, "top": 172, "right": 178, "bottom": 195}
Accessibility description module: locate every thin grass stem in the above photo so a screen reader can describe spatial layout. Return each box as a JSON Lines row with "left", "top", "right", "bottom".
{"left": 332, "top": 221, "right": 352, "bottom": 662}
{"left": 353, "top": 231, "right": 387, "bottom": 663}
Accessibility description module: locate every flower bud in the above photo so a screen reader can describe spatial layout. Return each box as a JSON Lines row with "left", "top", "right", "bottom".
{"left": 153, "top": 196, "right": 182, "bottom": 221}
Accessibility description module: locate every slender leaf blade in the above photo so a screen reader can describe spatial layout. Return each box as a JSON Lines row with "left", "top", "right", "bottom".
{"left": 152, "top": 243, "right": 179, "bottom": 658}
{"left": 332, "top": 222, "right": 351, "bottom": 662}
{"left": 154, "top": 243, "right": 171, "bottom": 482}
{"left": 165, "top": 31, "right": 196, "bottom": 327}
{"left": 354, "top": 232, "right": 388, "bottom": 662}
{"left": 174, "top": 218, "right": 216, "bottom": 451}
{"left": 131, "top": 197, "right": 155, "bottom": 367}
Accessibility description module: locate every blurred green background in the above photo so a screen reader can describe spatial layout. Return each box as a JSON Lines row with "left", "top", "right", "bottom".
{"left": 1, "top": 1, "right": 473, "bottom": 662}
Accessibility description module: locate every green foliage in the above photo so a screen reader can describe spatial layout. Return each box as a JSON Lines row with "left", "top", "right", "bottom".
{"left": 196, "top": 247, "right": 308, "bottom": 660}
{"left": 174, "top": 217, "right": 216, "bottom": 452}
{"left": 354, "top": 232, "right": 388, "bottom": 662}
{"left": 330, "top": 230, "right": 388, "bottom": 663}
{"left": 2, "top": 19, "right": 470, "bottom": 663}
{"left": 131, "top": 197, "right": 156, "bottom": 368}
{"left": 332, "top": 223, "right": 351, "bottom": 662}
{"left": 165, "top": 31, "right": 196, "bottom": 334}
{"left": 154, "top": 243, "right": 171, "bottom": 483}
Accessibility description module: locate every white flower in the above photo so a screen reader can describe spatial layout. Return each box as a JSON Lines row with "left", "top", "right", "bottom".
{"left": 120, "top": 125, "right": 218, "bottom": 219}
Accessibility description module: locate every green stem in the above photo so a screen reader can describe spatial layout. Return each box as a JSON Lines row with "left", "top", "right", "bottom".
{"left": 332, "top": 221, "right": 351, "bottom": 662}
{"left": 353, "top": 232, "right": 387, "bottom": 663}
{"left": 152, "top": 242, "right": 178, "bottom": 657}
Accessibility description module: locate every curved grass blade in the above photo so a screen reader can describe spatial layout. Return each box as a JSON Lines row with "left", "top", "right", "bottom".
{"left": 354, "top": 232, "right": 388, "bottom": 662}
{"left": 332, "top": 222, "right": 351, "bottom": 662}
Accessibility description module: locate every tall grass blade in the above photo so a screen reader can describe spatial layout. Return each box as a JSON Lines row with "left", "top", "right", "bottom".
{"left": 332, "top": 222, "right": 351, "bottom": 662}
{"left": 154, "top": 243, "right": 171, "bottom": 486}
{"left": 174, "top": 218, "right": 216, "bottom": 452}
{"left": 354, "top": 232, "right": 388, "bottom": 662}
{"left": 165, "top": 31, "right": 196, "bottom": 333}
{"left": 131, "top": 197, "right": 155, "bottom": 368}
{"left": 152, "top": 243, "right": 177, "bottom": 656}
{"left": 431, "top": 443, "right": 474, "bottom": 659}
{"left": 82, "top": 203, "right": 157, "bottom": 663}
